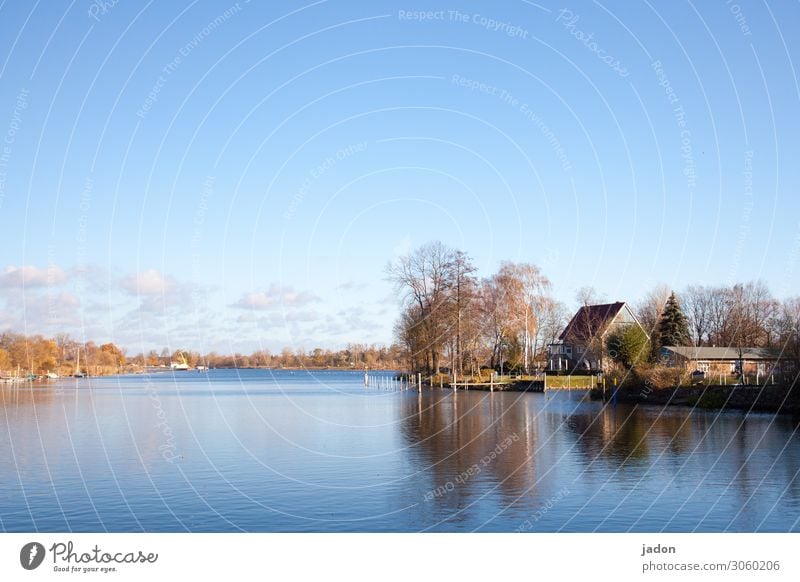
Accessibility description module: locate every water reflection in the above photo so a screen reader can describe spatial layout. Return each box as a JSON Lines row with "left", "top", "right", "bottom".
{"left": 399, "top": 391, "right": 542, "bottom": 527}
{"left": 399, "top": 388, "right": 800, "bottom": 531}
{"left": 1, "top": 372, "right": 799, "bottom": 532}
{"left": 0, "top": 383, "right": 59, "bottom": 408}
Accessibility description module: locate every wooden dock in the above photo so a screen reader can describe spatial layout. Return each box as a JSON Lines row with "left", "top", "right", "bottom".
{"left": 449, "top": 379, "right": 545, "bottom": 392}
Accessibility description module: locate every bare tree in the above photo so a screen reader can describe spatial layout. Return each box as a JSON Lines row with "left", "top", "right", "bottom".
{"left": 569, "top": 286, "right": 607, "bottom": 350}
{"left": 635, "top": 283, "right": 671, "bottom": 337}
{"left": 683, "top": 285, "right": 712, "bottom": 346}
{"left": 775, "top": 297, "right": 800, "bottom": 363}
{"left": 387, "top": 241, "right": 457, "bottom": 374}
{"left": 494, "top": 262, "right": 551, "bottom": 372}
{"left": 726, "top": 282, "right": 772, "bottom": 346}
{"left": 576, "top": 286, "right": 603, "bottom": 308}
{"left": 394, "top": 303, "right": 426, "bottom": 372}
{"left": 450, "top": 250, "right": 477, "bottom": 377}
{"left": 478, "top": 271, "right": 519, "bottom": 370}
{"left": 538, "top": 297, "right": 569, "bottom": 358}
{"left": 707, "top": 286, "right": 734, "bottom": 346}
{"left": 460, "top": 291, "right": 487, "bottom": 376}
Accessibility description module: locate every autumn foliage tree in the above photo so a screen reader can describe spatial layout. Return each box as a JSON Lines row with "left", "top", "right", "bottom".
{"left": 389, "top": 242, "right": 560, "bottom": 375}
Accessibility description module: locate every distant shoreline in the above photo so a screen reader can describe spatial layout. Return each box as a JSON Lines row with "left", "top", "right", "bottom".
{"left": 122, "top": 365, "right": 399, "bottom": 375}
{"left": 2, "top": 366, "right": 400, "bottom": 383}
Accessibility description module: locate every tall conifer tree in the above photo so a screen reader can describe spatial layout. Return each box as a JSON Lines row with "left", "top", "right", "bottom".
{"left": 657, "top": 292, "right": 691, "bottom": 346}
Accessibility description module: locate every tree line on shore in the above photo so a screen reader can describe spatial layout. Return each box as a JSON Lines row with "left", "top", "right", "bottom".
{"left": 388, "top": 241, "right": 800, "bottom": 377}
{"left": 0, "top": 333, "right": 404, "bottom": 377}
{"left": 626, "top": 281, "right": 800, "bottom": 367}
{"left": 129, "top": 344, "right": 405, "bottom": 371}
{"left": 0, "top": 333, "right": 126, "bottom": 377}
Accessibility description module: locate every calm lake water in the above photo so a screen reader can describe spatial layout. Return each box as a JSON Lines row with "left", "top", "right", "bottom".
{"left": 1, "top": 369, "right": 799, "bottom": 532}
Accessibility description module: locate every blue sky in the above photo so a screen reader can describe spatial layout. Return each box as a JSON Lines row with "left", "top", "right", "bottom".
{"left": 0, "top": 1, "right": 798, "bottom": 354}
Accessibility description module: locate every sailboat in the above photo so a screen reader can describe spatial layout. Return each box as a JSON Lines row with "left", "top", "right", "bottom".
{"left": 171, "top": 352, "right": 190, "bottom": 371}
{"left": 74, "top": 348, "right": 85, "bottom": 378}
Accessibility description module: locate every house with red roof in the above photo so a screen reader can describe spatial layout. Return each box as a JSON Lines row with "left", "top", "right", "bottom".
{"left": 547, "top": 301, "right": 647, "bottom": 372}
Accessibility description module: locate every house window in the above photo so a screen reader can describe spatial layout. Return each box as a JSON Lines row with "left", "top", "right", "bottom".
{"left": 696, "top": 361, "right": 709, "bottom": 373}
{"left": 730, "top": 361, "right": 739, "bottom": 373}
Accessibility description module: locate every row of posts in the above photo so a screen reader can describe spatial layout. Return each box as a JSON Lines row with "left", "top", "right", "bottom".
{"left": 364, "top": 369, "right": 496, "bottom": 392}
{"left": 364, "top": 369, "right": 423, "bottom": 392}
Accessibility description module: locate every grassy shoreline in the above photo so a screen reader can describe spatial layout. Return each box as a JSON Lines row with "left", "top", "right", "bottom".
{"left": 590, "top": 380, "right": 800, "bottom": 415}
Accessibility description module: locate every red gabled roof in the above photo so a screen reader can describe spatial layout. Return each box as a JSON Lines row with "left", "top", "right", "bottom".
{"left": 559, "top": 302, "right": 626, "bottom": 342}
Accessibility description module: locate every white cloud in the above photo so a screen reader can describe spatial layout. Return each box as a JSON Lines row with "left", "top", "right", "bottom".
{"left": 120, "top": 269, "right": 175, "bottom": 296}
{"left": 236, "top": 310, "right": 322, "bottom": 329}
{"left": 117, "top": 269, "right": 206, "bottom": 317}
{"left": 336, "top": 281, "right": 368, "bottom": 292}
{"left": 70, "top": 264, "right": 111, "bottom": 293}
{"left": 0, "top": 265, "right": 67, "bottom": 288}
{"left": 0, "top": 291, "right": 82, "bottom": 330}
{"left": 308, "top": 306, "right": 383, "bottom": 340}
{"left": 230, "top": 283, "right": 320, "bottom": 310}
{"left": 233, "top": 292, "right": 277, "bottom": 310}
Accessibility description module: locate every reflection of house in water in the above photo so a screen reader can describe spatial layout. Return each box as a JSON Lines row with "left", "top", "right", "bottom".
{"left": 561, "top": 404, "right": 696, "bottom": 466}
{"left": 561, "top": 405, "right": 650, "bottom": 463}
{"left": 548, "top": 302, "right": 647, "bottom": 372}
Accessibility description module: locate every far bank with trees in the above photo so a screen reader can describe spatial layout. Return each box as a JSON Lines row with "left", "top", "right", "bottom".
{"left": 388, "top": 241, "right": 800, "bottom": 396}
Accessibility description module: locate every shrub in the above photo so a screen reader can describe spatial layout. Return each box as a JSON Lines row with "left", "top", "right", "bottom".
{"left": 619, "top": 364, "right": 687, "bottom": 390}
{"left": 607, "top": 325, "right": 651, "bottom": 369}
{"left": 429, "top": 373, "right": 449, "bottom": 386}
